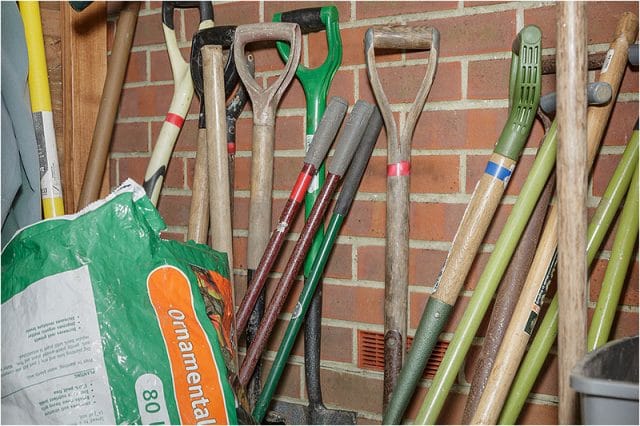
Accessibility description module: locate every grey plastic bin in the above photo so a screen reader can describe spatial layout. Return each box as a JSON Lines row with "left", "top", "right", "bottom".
{"left": 570, "top": 335, "right": 639, "bottom": 425}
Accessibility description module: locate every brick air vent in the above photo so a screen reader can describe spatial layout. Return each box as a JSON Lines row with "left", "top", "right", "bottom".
{"left": 357, "top": 330, "right": 449, "bottom": 379}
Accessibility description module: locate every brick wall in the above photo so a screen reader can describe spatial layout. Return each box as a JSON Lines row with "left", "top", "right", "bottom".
{"left": 109, "top": 1, "right": 639, "bottom": 424}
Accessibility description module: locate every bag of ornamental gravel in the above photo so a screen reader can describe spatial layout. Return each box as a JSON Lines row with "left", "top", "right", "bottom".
{"left": 1, "top": 180, "right": 238, "bottom": 424}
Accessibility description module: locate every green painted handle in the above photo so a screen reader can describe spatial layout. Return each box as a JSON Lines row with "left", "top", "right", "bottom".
{"left": 499, "top": 123, "right": 639, "bottom": 424}
{"left": 588, "top": 164, "right": 638, "bottom": 350}
{"left": 495, "top": 25, "right": 542, "bottom": 160}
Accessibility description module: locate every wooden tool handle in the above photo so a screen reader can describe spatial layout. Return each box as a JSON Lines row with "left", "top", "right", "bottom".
{"left": 366, "top": 24, "right": 439, "bottom": 51}
{"left": 187, "top": 128, "right": 210, "bottom": 244}
{"left": 432, "top": 153, "right": 516, "bottom": 306}
{"left": 234, "top": 23, "right": 301, "bottom": 125}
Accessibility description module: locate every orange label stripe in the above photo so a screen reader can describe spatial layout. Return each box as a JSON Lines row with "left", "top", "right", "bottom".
{"left": 147, "top": 265, "right": 229, "bottom": 425}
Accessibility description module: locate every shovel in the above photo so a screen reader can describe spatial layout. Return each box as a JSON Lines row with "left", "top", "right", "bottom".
{"left": 233, "top": 22, "right": 302, "bottom": 407}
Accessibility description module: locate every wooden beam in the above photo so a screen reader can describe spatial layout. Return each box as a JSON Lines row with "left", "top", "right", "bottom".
{"left": 62, "top": 2, "right": 107, "bottom": 213}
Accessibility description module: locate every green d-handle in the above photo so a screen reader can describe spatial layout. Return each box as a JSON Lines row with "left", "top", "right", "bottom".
{"left": 498, "top": 25, "right": 542, "bottom": 161}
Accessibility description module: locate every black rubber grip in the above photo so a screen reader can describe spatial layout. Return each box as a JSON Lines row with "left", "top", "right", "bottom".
{"left": 629, "top": 43, "right": 639, "bottom": 66}
{"left": 162, "top": 1, "right": 213, "bottom": 29}
{"left": 335, "top": 107, "right": 383, "bottom": 217}
{"left": 190, "top": 26, "right": 239, "bottom": 100}
{"left": 304, "top": 97, "right": 349, "bottom": 168}
{"left": 279, "top": 7, "right": 324, "bottom": 34}
{"left": 634, "top": 119, "right": 639, "bottom": 131}
{"left": 328, "top": 101, "right": 374, "bottom": 176}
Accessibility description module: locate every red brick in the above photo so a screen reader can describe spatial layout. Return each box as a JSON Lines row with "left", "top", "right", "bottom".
{"left": 323, "top": 243, "right": 353, "bottom": 279}
{"left": 598, "top": 308, "right": 639, "bottom": 339}
{"left": 340, "top": 26, "right": 402, "bottom": 67}
{"left": 124, "top": 50, "right": 147, "bottom": 84}
{"left": 525, "top": 3, "right": 639, "bottom": 49}
{"left": 357, "top": 154, "right": 386, "bottom": 194}
{"left": 273, "top": 156, "right": 305, "bottom": 191}
{"left": 327, "top": 69, "right": 356, "bottom": 105}
{"left": 619, "top": 66, "right": 639, "bottom": 94}
{"left": 462, "top": 251, "right": 491, "bottom": 292}
{"left": 409, "top": 248, "right": 447, "bottom": 287}
{"left": 359, "top": 61, "right": 462, "bottom": 105}
{"left": 111, "top": 122, "right": 149, "bottom": 153}
{"left": 319, "top": 368, "right": 383, "bottom": 414}
{"left": 235, "top": 117, "right": 254, "bottom": 153}
{"left": 109, "top": 159, "right": 118, "bottom": 188}
{"left": 409, "top": 202, "right": 465, "bottom": 242}
{"left": 246, "top": 40, "right": 290, "bottom": 74}
{"left": 468, "top": 58, "right": 509, "bottom": 100}
{"left": 159, "top": 231, "right": 185, "bottom": 241}
{"left": 418, "top": 11, "right": 517, "bottom": 58}
{"left": 117, "top": 156, "right": 148, "bottom": 185}
{"left": 357, "top": 245, "right": 385, "bottom": 282}
{"left": 149, "top": 47, "right": 192, "bottom": 82}
{"left": 274, "top": 116, "right": 307, "bottom": 151}
{"left": 591, "top": 152, "right": 622, "bottom": 197}
{"left": 410, "top": 154, "right": 460, "bottom": 194}
{"left": 265, "top": 318, "right": 304, "bottom": 357}
{"left": 269, "top": 74, "right": 307, "bottom": 110}
{"left": 264, "top": 1, "right": 351, "bottom": 25}
{"left": 340, "top": 199, "right": 386, "bottom": 238}
{"left": 156, "top": 194, "right": 191, "bottom": 226}
{"left": 270, "top": 323, "right": 354, "bottom": 364}
{"left": 120, "top": 85, "right": 177, "bottom": 118}
{"left": 150, "top": 119, "right": 199, "bottom": 152}
{"left": 322, "top": 284, "right": 384, "bottom": 325}
{"left": 589, "top": 259, "right": 639, "bottom": 306}
{"left": 163, "top": 156, "right": 184, "bottom": 189}
{"left": 212, "top": 1, "right": 260, "bottom": 26}
{"left": 519, "top": 401, "right": 558, "bottom": 425}
{"left": 356, "top": 1, "right": 458, "bottom": 19}
{"left": 233, "top": 156, "right": 250, "bottom": 191}
{"left": 261, "top": 359, "right": 302, "bottom": 400}
{"left": 232, "top": 197, "right": 249, "bottom": 231}
{"left": 132, "top": 12, "right": 165, "bottom": 47}
{"left": 233, "top": 235, "right": 247, "bottom": 270}
{"left": 404, "top": 385, "right": 467, "bottom": 424}
{"left": 601, "top": 102, "right": 639, "bottom": 148}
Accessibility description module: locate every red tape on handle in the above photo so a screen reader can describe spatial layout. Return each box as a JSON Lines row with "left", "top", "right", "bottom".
{"left": 165, "top": 112, "right": 185, "bottom": 128}
{"left": 290, "top": 171, "right": 313, "bottom": 203}
{"left": 387, "top": 161, "right": 410, "bottom": 177}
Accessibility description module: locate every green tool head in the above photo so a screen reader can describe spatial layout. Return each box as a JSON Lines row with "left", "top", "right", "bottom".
{"left": 496, "top": 25, "right": 542, "bottom": 161}
{"left": 273, "top": 6, "right": 342, "bottom": 100}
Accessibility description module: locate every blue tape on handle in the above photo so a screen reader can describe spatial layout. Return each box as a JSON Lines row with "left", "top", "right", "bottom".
{"left": 485, "top": 161, "right": 513, "bottom": 182}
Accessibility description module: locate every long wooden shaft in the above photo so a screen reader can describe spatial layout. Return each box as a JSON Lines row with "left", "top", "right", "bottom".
{"left": 187, "top": 128, "right": 209, "bottom": 243}
{"left": 556, "top": 3, "right": 588, "bottom": 422}
{"left": 77, "top": 2, "right": 139, "bottom": 209}
{"left": 203, "top": 45, "right": 234, "bottom": 289}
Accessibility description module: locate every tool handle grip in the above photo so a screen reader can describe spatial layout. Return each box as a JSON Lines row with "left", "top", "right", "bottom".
{"left": 335, "top": 108, "right": 383, "bottom": 216}
{"left": 328, "top": 101, "right": 374, "bottom": 176}
{"left": 365, "top": 25, "right": 439, "bottom": 51}
{"left": 69, "top": 1, "right": 92, "bottom": 12}
{"left": 304, "top": 97, "right": 348, "bottom": 168}
{"left": 162, "top": 1, "right": 213, "bottom": 29}
{"left": 279, "top": 7, "right": 325, "bottom": 34}
{"left": 539, "top": 81, "right": 612, "bottom": 114}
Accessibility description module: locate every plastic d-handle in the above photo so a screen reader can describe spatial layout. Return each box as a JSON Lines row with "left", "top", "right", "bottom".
{"left": 539, "top": 81, "right": 613, "bottom": 114}
{"left": 304, "top": 97, "right": 348, "bottom": 168}
{"left": 335, "top": 108, "right": 382, "bottom": 216}
{"left": 495, "top": 25, "right": 542, "bottom": 161}
{"left": 327, "top": 101, "right": 374, "bottom": 176}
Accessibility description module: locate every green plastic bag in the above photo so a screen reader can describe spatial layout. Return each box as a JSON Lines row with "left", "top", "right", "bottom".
{"left": 1, "top": 180, "right": 238, "bottom": 424}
